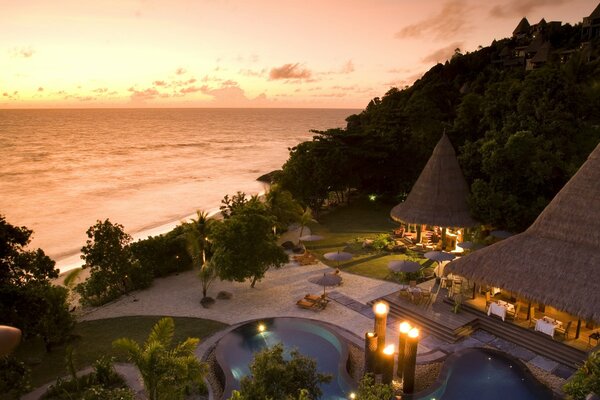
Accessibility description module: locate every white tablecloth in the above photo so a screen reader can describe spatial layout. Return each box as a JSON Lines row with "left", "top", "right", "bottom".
{"left": 535, "top": 319, "right": 558, "bottom": 337}
{"left": 488, "top": 302, "right": 507, "bottom": 321}
{"left": 497, "top": 300, "right": 515, "bottom": 314}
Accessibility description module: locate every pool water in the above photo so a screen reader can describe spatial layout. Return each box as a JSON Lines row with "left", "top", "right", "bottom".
{"left": 214, "top": 318, "right": 355, "bottom": 400}
{"left": 417, "top": 348, "right": 553, "bottom": 400}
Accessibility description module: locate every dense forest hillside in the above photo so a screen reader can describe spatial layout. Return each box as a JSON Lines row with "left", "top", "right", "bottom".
{"left": 277, "top": 20, "right": 600, "bottom": 232}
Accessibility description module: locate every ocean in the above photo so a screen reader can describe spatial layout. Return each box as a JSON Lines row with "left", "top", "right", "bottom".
{"left": 0, "top": 108, "right": 355, "bottom": 272}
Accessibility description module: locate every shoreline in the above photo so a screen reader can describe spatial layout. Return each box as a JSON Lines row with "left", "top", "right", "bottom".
{"left": 55, "top": 189, "right": 266, "bottom": 274}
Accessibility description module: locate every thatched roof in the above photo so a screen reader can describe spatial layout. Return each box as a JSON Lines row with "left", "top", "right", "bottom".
{"left": 589, "top": 3, "right": 600, "bottom": 20}
{"left": 513, "top": 17, "right": 530, "bottom": 36}
{"left": 446, "top": 142, "right": 600, "bottom": 322}
{"left": 530, "top": 42, "right": 551, "bottom": 63}
{"left": 390, "top": 134, "right": 477, "bottom": 228}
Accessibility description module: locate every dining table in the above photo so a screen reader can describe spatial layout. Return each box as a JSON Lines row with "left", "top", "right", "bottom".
{"left": 535, "top": 316, "right": 563, "bottom": 337}
{"left": 487, "top": 300, "right": 514, "bottom": 321}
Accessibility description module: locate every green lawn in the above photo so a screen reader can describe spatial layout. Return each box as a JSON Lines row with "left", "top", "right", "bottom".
{"left": 306, "top": 198, "right": 434, "bottom": 280}
{"left": 15, "top": 316, "right": 227, "bottom": 388}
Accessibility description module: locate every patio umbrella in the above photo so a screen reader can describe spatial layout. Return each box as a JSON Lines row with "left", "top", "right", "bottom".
{"left": 324, "top": 251, "right": 353, "bottom": 268}
{"left": 490, "top": 230, "right": 514, "bottom": 239}
{"left": 388, "top": 260, "right": 421, "bottom": 273}
{"left": 312, "top": 272, "right": 343, "bottom": 295}
{"left": 425, "top": 251, "right": 456, "bottom": 277}
{"left": 299, "top": 234, "right": 324, "bottom": 242}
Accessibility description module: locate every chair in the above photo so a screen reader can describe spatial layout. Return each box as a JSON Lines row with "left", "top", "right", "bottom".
{"left": 421, "top": 290, "right": 432, "bottom": 306}
{"left": 398, "top": 287, "right": 410, "bottom": 299}
{"left": 411, "top": 291, "right": 422, "bottom": 305}
{"left": 508, "top": 302, "right": 521, "bottom": 320}
{"left": 556, "top": 320, "right": 572, "bottom": 340}
{"left": 485, "top": 291, "right": 492, "bottom": 309}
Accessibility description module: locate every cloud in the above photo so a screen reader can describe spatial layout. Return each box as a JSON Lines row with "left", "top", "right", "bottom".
{"left": 384, "top": 71, "right": 424, "bottom": 88}
{"left": 269, "top": 63, "right": 312, "bottom": 80}
{"left": 199, "top": 81, "right": 270, "bottom": 106}
{"left": 339, "top": 60, "right": 355, "bottom": 74}
{"left": 239, "top": 68, "right": 267, "bottom": 77}
{"left": 421, "top": 42, "right": 464, "bottom": 64}
{"left": 153, "top": 80, "right": 167, "bottom": 86}
{"left": 129, "top": 87, "right": 160, "bottom": 102}
{"left": 9, "top": 46, "right": 35, "bottom": 58}
{"left": 175, "top": 67, "right": 186, "bottom": 75}
{"left": 37, "top": 87, "right": 44, "bottom": 92}
{"left": 180, "top": 86, "right": 202, "bottom": 94}
{"left": 489, "top": 0, "right": 567, "bottom": 18}
{"left": 395, "top": 0, "right": 470, "bottom": 40}
{"left": 92, "top": 87, "right": 108, "bottom": 93}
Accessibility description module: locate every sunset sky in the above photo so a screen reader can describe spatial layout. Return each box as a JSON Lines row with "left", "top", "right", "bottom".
{"left": 1, "top": 0, "right": 595, "bottom": 108}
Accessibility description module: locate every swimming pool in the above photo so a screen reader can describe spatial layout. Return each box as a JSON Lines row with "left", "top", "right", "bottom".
{"left": 412, "top": 347, "right": 554, "bottom": 400}
{"left": 214, "top": 317, "right": 355, "bottom": 400}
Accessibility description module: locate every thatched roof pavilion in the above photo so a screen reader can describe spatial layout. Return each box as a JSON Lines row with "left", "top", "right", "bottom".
{"left": 390, "top": 133, "right": 477, "bottom": 228}
{"left": 446, "top": 142, "right": 600, "bottom": 322}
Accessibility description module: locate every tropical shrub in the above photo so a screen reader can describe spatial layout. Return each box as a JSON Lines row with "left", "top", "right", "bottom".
{"left": 131, "top": 224, "right": 192, "bottom": 278}
{"left": 233, "top": 343, "right": 331, "bottom": 399}
{"left": 0, "top": 356, "right": 30, "bottom": 399}
{"left": 564, "top": 350, "right": 600, "bottom": 400}
{"left": 113, "top": 317, "right": 207, "bottom": 400}
{"left": 76, "top": 219, "right": 152, "bottom": 306}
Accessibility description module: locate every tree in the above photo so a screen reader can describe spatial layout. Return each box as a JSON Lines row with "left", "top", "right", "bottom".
{"left": 232, "top": 343, "right": 331, "bottom": 400}
{"left": 265, "top": 185, "right": 303, "bottom": 234}
{"left": 211, "top": 200, "right": 288, "bottom": 288}
{"left": 298, "top": 207, "right": 316, "bottom": 241}
{"left": 0, "top": 356, "right": 30, "bottom": 400}
{"left": 355, "top": 373, "right": 394, "bottom": 400}
{"left": 0, "top": 215, "right": 74, "bottom": 347}
{"left": 564, "top": 350, "right": 600, "bottom": 400}
{"left": 76, "top": 219, "right": 152, "bottom": 306}
{"left": 113, "top": 317, "right": 207, "bottom": 400}
{"left": 184, "top": 211, "right": 217, "bottom": 300}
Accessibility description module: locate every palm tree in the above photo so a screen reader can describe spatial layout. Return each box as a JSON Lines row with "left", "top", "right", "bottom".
{"left": 298, "top": 207, "right": 316, "bottom": 243}
{"left": 113, "top": 317, "right": 207, "bottom": 400}
{"left": 185, "top": 211, "right": 217, "bottom": 300}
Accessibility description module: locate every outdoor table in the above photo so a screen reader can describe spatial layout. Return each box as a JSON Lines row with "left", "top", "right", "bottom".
{"left": 497, "top": 300, "right": 515, "bottom": 314}
{"left": 535, "top": 318, "right": 562, "bottom": 337}
{"left": 488, "top": 302, "right": 508, "bottom": 321}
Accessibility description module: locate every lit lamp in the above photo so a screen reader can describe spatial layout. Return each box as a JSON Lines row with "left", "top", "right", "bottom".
{"left": 0, "top": 326, "right": 21, "bottom": 357}
{"left": 364, "top": 331, "right": 378, "bottom": 375}
{"left": 397, "top": 321, "right": 412, "bottom": 380}
{"left": 373, "top": 302, "right": 389, "bottom": 373}
{"left": 402, "top": 328, "right": 420, "bottom": 394}
{"left": 381, "top": 344, "right": 395, "bottom": 384}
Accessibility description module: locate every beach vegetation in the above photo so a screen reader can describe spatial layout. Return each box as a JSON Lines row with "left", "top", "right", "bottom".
{"left": 13, "top": 316, "right": 226, "bottom": 388}
{"left": 563, "top": 350, "right": 600, "bottom": 400}
{"left": 211, "top": 196, "right": 288, "bottom": 288}
{"left": 277, "top": 34, "right": 600, "bottom": 232}
{"left": 230, "top": 343, "right": 331, "bottom": 400}
{"left": 42, "top": 351, "right": 134, "bottom": 400}
{"left": 0, "top": 215, "right": 74, "bottom": 350}
{"left": 76, "top": 219, "right": 152, "bottom": 306}
{"left": 131, "top": 225, "right": 191, "bottom": 279}
{"left": 265, "top": 184, "right": 303, "bottom": 234}
{"left": 355, "top": 373, "right": 394, "bottom": 399}
{"left": 0, "top": 355, "right": 31, "bottom": 400}
{"left": 113, "top": 317, "right": 207, "bottom": 400}
{"left": 183, "top": 210, "right": 217, "bottom": 300}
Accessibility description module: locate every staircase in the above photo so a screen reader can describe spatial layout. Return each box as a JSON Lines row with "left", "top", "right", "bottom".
{"left": 456, "top": 300, "right": 587, "bottom": 368}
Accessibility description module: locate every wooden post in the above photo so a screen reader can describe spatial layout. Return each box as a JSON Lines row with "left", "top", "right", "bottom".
{"left": 364, "top": 332, "right": 378, "bottom": 375}
{"left": 402, "top": 328, "right": 419, "bottom": 394}
{"left": 397, "top": 322, "right": 411, "bottom": 380}
{"left": 381, "top": 345, "right": 395, "bottom": 385}
{"left": 373, "top": 302, "right": 388, "bottom": 373}
{"left": 441, "top": 227, "right": 447, "bottom": 250}
{"left": 416, "top": 225, "right": 422, "bottom": 243}
{"left": 576, "top": 319, "right": 581, "bottom": 339}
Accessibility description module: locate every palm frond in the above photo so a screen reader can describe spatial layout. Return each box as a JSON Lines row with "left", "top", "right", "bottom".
{"left": 63, "top": 268, "right": 83, "bottom": 288}
{"left": 147, "top": 317, "right": 175, "bottom": 347}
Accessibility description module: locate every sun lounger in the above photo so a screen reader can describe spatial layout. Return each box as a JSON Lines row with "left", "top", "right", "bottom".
{"left": 296, "top": 298, "right": 327, "bottom": 311}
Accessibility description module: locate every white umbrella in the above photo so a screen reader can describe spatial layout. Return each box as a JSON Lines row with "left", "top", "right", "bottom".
{"left": 323, "top": 251, "right": 353, "bottom": 268}
{"left": 312, "top": 272, "right": 343, "bottom": 295}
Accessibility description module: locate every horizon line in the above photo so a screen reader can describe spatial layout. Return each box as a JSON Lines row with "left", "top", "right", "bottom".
{"left": 0, "top": 106, "right": 363, "bottom": 111}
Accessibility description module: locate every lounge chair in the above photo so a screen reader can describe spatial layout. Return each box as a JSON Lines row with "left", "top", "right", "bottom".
{"left": 304, "top": 294, "right": 329, "bottom": 307}
{"left": 296, "top": 299, "right": 321, "bottom": 311}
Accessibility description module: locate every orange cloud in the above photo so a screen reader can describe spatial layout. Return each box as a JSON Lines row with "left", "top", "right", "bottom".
{"left": 9, "top": 46, "right": 35, "bottom": 58}
{"left": 340, "top": 60, "right": 354, "bottom": 74}
{"left": 421, "top": 42, "right": 464, "bottom": 64}
{"left": 175, "top": 67, "right": 186, "bottom": 75}
{"left": 490, "top": 0, "right": 567, "bottom": 18}
{"left": 269, "top": 63, "right": 312, "bottom": 80}
{"left": 395, "top": 0, "right": 470, "bottom": 40}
